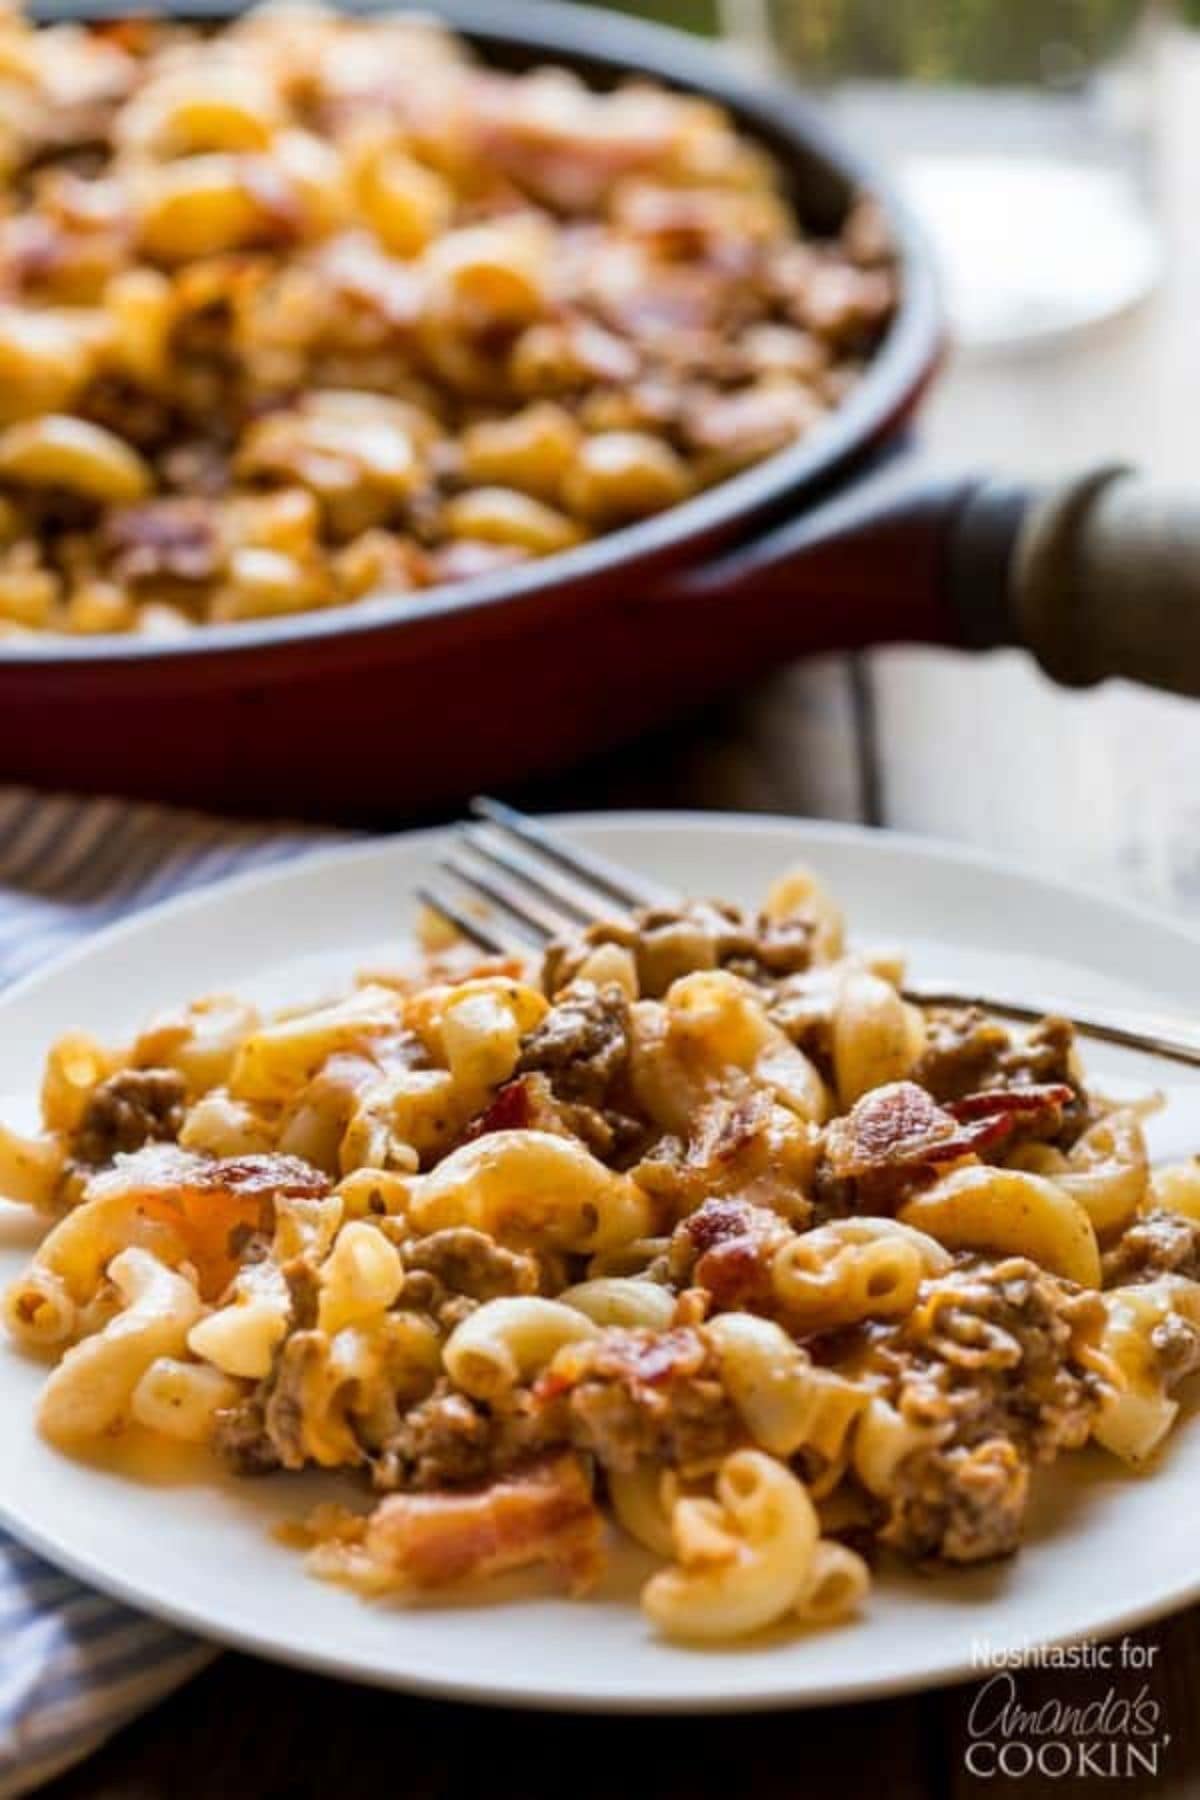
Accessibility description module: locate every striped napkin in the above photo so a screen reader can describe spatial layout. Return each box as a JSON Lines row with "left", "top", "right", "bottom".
{"left": 0, "top": 786, "right": 346, "bottom": 1798}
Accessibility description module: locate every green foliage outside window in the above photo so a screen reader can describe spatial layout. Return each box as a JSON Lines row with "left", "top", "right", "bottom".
{"left": 767, "top": 0, "right": 1142, "bottom": 84}
{"left": 564, "top": 0, "right": 1153, "bottom": 79}
{"left": 563, "top": 0, "right": 719, "bottom": 37}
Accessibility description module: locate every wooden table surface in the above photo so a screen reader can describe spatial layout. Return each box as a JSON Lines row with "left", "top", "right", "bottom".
{"left": 41, "top": 28, "right": 1200, "bottom": 1800}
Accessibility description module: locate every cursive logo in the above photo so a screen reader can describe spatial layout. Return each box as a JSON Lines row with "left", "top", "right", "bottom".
{"left": 964, "top": 1639, "right": 1170, "bottom": 1780}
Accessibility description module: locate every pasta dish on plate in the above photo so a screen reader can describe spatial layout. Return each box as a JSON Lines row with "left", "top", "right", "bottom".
{"left": 0, "top": 2, "right": 894, "bottom": 636}
{"left": 3, "top": 864, "right": 1197, "bottom": 1644}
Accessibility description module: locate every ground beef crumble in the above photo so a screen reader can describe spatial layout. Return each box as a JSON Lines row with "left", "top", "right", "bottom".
{"left": 517, "top": 984, "right": 630, "bottom": 1109}
{"left": 371, "top": 1381, "right": 544, "bottom": 1492}
{"left": 912, "top": 1010, "right": 1088, "bottom": 1143}
{"left": 1150, "top": 1311, "right": 1200, "bottom": 1386}
{"left": 542, "top": 900, "right": 814, "bottom": 999}
{"left": 262, "top": 1332, "right": 328, "bottom": 1471}
{"left": 71, "top": 1067, "right": 187, "bottom": 1167}
{"left": 532, "top": 1324, "right": 739, "bottom": 1477}
{"left": 1102, "top": 1208, "right": 1200, "bottom": 1287}
{"left": 462, "top": 1068, "right": 641, "bottom": 1165}
{"left": 213, "top": 1394, "right": 281, "bottom": 1476}
{"left": 514, "top": 984, "right": 643, "bottom": 1158}
{"left": 887, "top": 1437, "right": 1029, "bottom": 1565}
{"left": 103, "top": 497, "right": 225, "bottom": 586}
{"left": 280, "top": 1255, "right": 323, "bottom": 1331}
{"left": 216, "top": 1233, "right": 548, "bottom": 1480}
{"left": 848, "top": 1256, "right": 1104, "bottom": 1562}
{"left": 402, "top": 1228, "right": 541, "bottom": 1304}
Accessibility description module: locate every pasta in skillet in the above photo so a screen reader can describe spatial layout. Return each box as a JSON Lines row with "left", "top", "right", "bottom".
{"left": 0, "top": 2, "right": 896, "bottom": 638}
{"left": 3, "top": 864, "right": 1200, "bottom": 1645}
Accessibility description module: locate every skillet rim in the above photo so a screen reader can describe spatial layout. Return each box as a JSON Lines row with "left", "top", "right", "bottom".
{"left": 6, "top": 0, "right": 942, "bottom": 668}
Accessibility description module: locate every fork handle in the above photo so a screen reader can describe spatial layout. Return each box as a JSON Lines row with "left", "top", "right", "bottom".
{"left": 905, "top": 986, "right": 1200, "bottom": 1070}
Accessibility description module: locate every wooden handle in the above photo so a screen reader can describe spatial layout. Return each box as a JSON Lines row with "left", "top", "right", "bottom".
{"left": 1010, "top": 467, "right": 1200, "bottom": 697}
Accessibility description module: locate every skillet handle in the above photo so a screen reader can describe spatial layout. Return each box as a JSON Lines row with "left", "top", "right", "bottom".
{"left": 664, "top": 452, "right": 989, "bottom": 655}
{"left": 673, "top": 458, "right": 1200, "bottom": 699}
{"left": 998, "top": 465, "right": 1200, "bottom": 698}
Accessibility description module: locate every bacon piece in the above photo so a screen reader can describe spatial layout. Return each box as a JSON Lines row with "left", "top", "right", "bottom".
{"left": 537, "top": 1325, "right": 709, "bottom": 1404}
{"left": 87, "top": 1143, "right": 328, "bottom": 1198}
{"left": 105, "top": 499, "right": 223, "bottom": 586}
{"left": 461, "top": 1074, "right": 541, "bottom": 1140}
{"left": 945, "top": 1085, "right": 1074, "bottom": 1151}
{"left": 828, "top": 1080, "right": 1075, "bottom": 1184}
{"left": 826, "top": 1082, "right": 959, "bottom": 1182}
{"left": 458, "top": 1071, "right": 586, "bottom": 1148}
{"left": 822, "top": 1080, "right": 1078, "bottom": 1214}
{"left": 458, "top": 1070, "right": 626, "bottom": 1163}
{"left": 185, "top": 1151, "right": 330, "bottom": 1200}
{"left": 84, "top": 1145, "right": 329, "bottom": 1296}
{"left": 362, "top": 1452, "right": 603, "bottom": 1593}
{"left": 665, "top": 1195, "right": 792, "bottom": 1311}
{"left": 93, "top": 18, "right": 156, "bottom": 53}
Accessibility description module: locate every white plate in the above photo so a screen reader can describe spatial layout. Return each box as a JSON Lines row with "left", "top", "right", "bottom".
{"left": 1, "top": 813, "right": 1199, "bottom": 1712}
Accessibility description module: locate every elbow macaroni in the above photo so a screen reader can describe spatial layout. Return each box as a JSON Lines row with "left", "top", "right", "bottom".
{"left": 651, "top": 970, "right": 829, "bottom": 1126}
{"left": 443, "top": 1297, "right": 599, "bottom": 1400}
{"left": 900, "top": 1165, "right": 1102, "bottom": 1289}
{"left": 830, "top": 966, "right": 926, "bottom": 1109}
{"left": 641, "top": 1450, "right": 862, "bottom": 1641}
{"left": 705, "top": 1313, "right": 866, "bottom": 1465}
{"left": 0, "top": 6, "right": 896, "bottom": 637}
{"left": 38, "top": 1249, "right": 202, "bottom": 1446}
{"left": 131, "top": 1357, "right": 245, "bottom": 1443}
{"left": 770, "top": 1217, "right": 950, "bottom": 1334}
{"left": 4, "top": 852, "right": 1199, "bottom": 1649}
{"left": 0, "top": 1121, "right": 64, "bottom": 1210}
{"left": 410, "top": 1130, "right": 652, "bottom": 1253}
{"left": 1011, "top": 1109, "right": 1148, "bottom": 1240}
{"left": 558, "top": 1278, "right": 676, "bottom": 1332}
{"left": 187, "top": 1260, "right": 291, "bottom": 1379}
{"left": 1091, "top": 1277, "right": 1200, "bottom": 1466}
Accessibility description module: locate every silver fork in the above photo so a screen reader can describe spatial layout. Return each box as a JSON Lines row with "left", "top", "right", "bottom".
{"left": 417, "top": 796, "right": 1200, "bottom": 1072}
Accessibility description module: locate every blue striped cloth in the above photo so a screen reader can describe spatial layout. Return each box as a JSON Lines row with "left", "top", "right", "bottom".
{"left": 0, "top": 787, "right": 344, "bottom": 1798}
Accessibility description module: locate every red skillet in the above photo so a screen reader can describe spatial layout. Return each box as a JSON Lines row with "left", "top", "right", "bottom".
{"left": 7, "top": 0, "right": 1200, "bottom": 821}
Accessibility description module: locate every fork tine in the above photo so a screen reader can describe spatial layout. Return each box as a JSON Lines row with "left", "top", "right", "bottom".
{"left": 438, "top": 852, "right": 558, "bottom": 943}
{"left": 469, "top": 796, "right": 676, "bottom": 909}
{"left": 462, "top": 827, "right": 601, "bottom": 926}
{"left": 415, "top": 882, "right": 521, "bottom": 956}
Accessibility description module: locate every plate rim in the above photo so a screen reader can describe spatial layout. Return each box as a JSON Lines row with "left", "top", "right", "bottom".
{"left": 2, "top": 807, "right": 1199, "bottom": 1712}
{"left": 2, "top": 1484, "right": 1198, "bottom": 1714}
{"left": 0, "top": 807, "right": 1196, "bottom": 1022}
